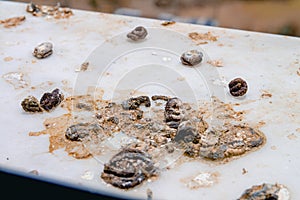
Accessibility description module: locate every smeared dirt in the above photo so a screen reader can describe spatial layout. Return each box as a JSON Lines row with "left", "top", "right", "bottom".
{"left": 29, "top": 113, "right": 91, "bottom": 159}
{"left": 207, "top": 60, "right": 223, "bottom": 67}
{"left": 0, "top": 16, "right": 25, "bottom": 28}
{"left": 188, "top": 32, "right": 218, "bottom": 45}
{"left": 260, "top": 90, "right": 273, "bottom": 98}
{"left": 161, "top": 21, "right": 176, "bottom": 26}
{"left": 29, "top": 94, "right": 266, "bottom": 164}
{"left": 287, "top": 133, "right": 297, "bottom": 140}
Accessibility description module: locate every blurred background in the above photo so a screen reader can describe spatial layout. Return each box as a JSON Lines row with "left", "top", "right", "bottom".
{"left": 5, "top": 0, "right": 300, "bottom": 37}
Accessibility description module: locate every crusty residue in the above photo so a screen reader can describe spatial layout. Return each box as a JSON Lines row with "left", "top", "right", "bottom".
{"left": 188, "top": 31, "right": 218, "bottom": 45}
{"left": 29, "top": 94, "right": 266, "bottom": 164}
{"left": 0, "top": 16, "right": 25, "bottom": 28}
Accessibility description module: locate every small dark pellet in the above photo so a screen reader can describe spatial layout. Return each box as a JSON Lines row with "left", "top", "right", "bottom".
{"left": 127, "top": 26, "right": 148, "bottom": 41}
{"left": 228, "top": 78, "right": 248, "bottom": 97}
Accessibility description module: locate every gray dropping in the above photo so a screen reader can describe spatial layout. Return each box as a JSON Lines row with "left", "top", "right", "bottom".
{"left": 65, "top": 123, "right": 102, "bottom": 141}
{"left": 164, "top": 97, "right": 184, "bottom": 129}
{"left": 33, "top": 42, "right": 53, "bottom": 59}
{"left": 180, "top": 50, "right": 203, "bottom": 66}
{"left": 174, "top": 120, "right": 197, "bottom": 143}
{"left": 127, "top": 26, "right": 148, "bottom": 41}
{"left": 121, "top": 96, "right": 151, "bottom": 110}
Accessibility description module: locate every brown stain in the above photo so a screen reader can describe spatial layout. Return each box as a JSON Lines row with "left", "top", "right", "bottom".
{"left": 287, "top": 133, "right": 297, "bottom": 140}
{"left": 29, "top": 110, "right": 91, "bottom": 159}
{"left": 189, "top": 32, "right": 218, "bottom": 41}
{"left": 207, "top": 60, "right": 223, "bottom": 67}
{"left": 0, "top": 16, "right": 25, "bottom": 28}
{"left": 28, "top": 92, "right": 106, "bottom": 159}
{"left": 61, "top": 79, "right": 73, "bottom": 94}
{"left": 62, "top": 94, "right": 98, "bottom": 112}
{"left": 25, "top": 81, "right": 55, "bottom": 94}
{"left": 199, "top": 97, "right": 246, "bottom": 122}
{"left": 255, "top": 121, "right": 266, "bottom": 129}
{"left": 4, "top": 56, "right": 13, "bottom": 62}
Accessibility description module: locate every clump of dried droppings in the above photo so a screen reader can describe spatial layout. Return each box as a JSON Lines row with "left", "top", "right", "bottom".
{"left": 164, "top": 97, "right": 184, "bottom": 128}
{"left": 101, "top": 148, "right": 158, "bottom": 189}
{"left": 237, "top": 183, "right": 290, "bottom": 200}
{"left": 40, "top": 88, "right": 64, "bottom": 111}
{"left": 127, "top": 26, "right": 148, "bottom": 41}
